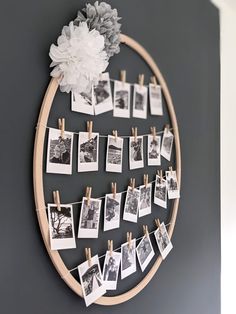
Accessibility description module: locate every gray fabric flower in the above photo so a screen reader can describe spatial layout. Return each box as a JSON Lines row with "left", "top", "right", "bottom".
{"left": 74, "top": 1, "right": 121, "bottom": 58}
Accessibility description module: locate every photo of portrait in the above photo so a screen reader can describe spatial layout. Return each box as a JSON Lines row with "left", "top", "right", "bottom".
{"left": 133, "top": 84, "right": 148, "bottom": 119}
{"left": 78, "top": 255, "right": 106, "bottom": 307}
{"left": 78, "top": 197, "right": 102, "bottom": 238}
{"left": 71, "top": 90, "right": 94, "bottom": 115}
{"left": 78, "top": 132, "right": 99, "bottom": 172}
{"left": 113, "top": 80, "right": 130, "bottom": 118}
{"left": 148, "top": 135, "right": 161, "bottom": 166}
{"left": 46, "top": 128, "right": 73, "bottom": 175}
{"left": 154, "top": 222, "right": 173, "bottom": 260}
{"left": 102, "top": 251, "right": 121, "bottom": 290}
{"left": 136, "top": 235, "right": 155, "bottom": 272}
{"left": 149, "top": 83, "right": 163, "bottom": 115}
{"left": 154, "top": 175, "right": 167, "bottom": 208}
{"left": 139, "top": 183, "right": 152, "bottom": 217}
{"left": 104, "top": 193, "right": 121, "bottom": 231}
{"left": 166, "top": 170, "right": 180, "bottom": 199}
{"left": 92, "top": 72, "right": 113, "bottom": 115}
{"left": 121, "top": 239, "right": 137, "bottom": 279}
{"left": 123, "top": 186, "right": 140, "bottom": 223}
{"left": 160, "top": 127, "right": 174, "bottom": 161}
{"left": 48, "top": 204, "right": 76, "bottom": 250}
{"left": 106, "top": 135, "right": 123, "bottom": 173}
{"left": 129, "top": 136, "right": 144, "bottom": 170}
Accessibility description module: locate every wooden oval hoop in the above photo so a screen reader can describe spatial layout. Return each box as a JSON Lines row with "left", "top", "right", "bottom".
{"left": 33, "top": 34, "right": 181, "bottom": 306}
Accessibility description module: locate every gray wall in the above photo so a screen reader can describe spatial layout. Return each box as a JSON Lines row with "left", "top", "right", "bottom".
{"left": 0, "top": 0, "right": 220, "bottom": 313}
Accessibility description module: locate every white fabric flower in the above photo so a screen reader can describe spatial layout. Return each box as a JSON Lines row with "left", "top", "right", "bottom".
{"left": 49, "top": 21, "right": 109, "bottom": 94}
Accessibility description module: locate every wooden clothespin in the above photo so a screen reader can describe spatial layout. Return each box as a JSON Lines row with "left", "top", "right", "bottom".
{"left": 150, "top": 126, "right": 157, "bottom": 141}
{"left": 85, "top": 186, "right": 92, "bottom": 206}
{"left": 111, "top": 182, "right": 117, "bottom": 199}
{"left": 87, "top": 121, "right": 93, "bottom": 140}
{"left": 138, "top": 74, "right": 144, "bottom": 86}
{"left": 127, "top": 232, "right": 132, "bottom": 250}
{"left": 165, "top": 124, "right": 170, "bottom": 132}
{"left": 85, "top": 248, "right": 92, "bottom": 267}
{"left": 112, "top": 130, "right": 118, "bottom": 142}
{"left": 143, "top": 225, "right": 149, "bottom": 237}
{"left": 157, "top": 169, "right": 163, "bottom": 180}
{"left": 132, "top": 127, "right": 138, "bottom": 143}
{"left": 108, "top": 240, "right": 113, "bottom": 257}
{"left": 150, "top": 76, "right": 158, "bottom": 86}
{"left": 155, "top": 218, "right": 162, "bottom": 230}
{"left": 143, "top": 174, "right": 149, "bottom": 188}
{"left": 130, "top": 178, "right": 135, "bottom": 191}
{"left": 53, "top": 190, "right": 61, "bottom": 211}
{"left": 169, "top": 166, "right": 173, "bottom": 175}
{"left": 120, "top": 70, "right": 126, "bottom": 83}
{"left": 58, "top": 118, "right": 65, "bottom": 139}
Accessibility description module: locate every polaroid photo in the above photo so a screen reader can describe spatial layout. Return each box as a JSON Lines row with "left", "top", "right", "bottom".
{"left": 129, "top": 136, "right": 144, "bottom": 170}
{"left": 139, "top": 183, "right": 152, "bottom": 217}
{"left": 148, "top": 135, "right": 161, "bottom": 166}
{"left": 78, "top": 254, "right": 106, "bottom": 307}
{"left": 160, "top": 127, "right": 174, "bottom": 161}
{"left": 123, "top": 186, "right": 140, "bottom": 223}
{"left": 154, "top": 175, "right": 167, "bottom": 209}
{"left": 149, "top": 83, "right": 163, "bottom": 115}
{"left": 133, "top": 84, "right": 148, "bottom": 119}
{"left": 113, "top": 80, "right": 130, "bottom": 118}
{"left": 78, "top": 197, "right": 102, "bottom": 238}
{"left": 166, "top": 170, "right": 180, "bottom": 199}
{"left": 102, "top": 251, "right": 121, "bottom": 290}
{"left": 136, "top": 235, "right": 155, "bottom": 272}
{"left": 71, "top": 90, "right": 94, "bottom": 115}
{"left": 106, "top": 135, "right": 123, "bottom": 173}
{"left": 154, "top": 222, "right": 173, "bottom": 260}
{"left": 104, "top": 193, "right": 122, "bottom": 232}
{"left": 78, "top": 132, "right": 99, "bottom": 172}
{"left": 48, "top": 204, "right": 76, "bottom": 250}
{"left": 121, "top": 239, "right": 137, "bottom": 279}
{"left": 92, "top": 72, "right": 113, "bottom": 115}
{"left": 46, "top": 128, "right": 73, "bottom": 175}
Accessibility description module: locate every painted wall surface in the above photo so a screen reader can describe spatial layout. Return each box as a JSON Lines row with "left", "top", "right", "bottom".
{"left": 0, "top": 1, "right": 220, "bottom": 314}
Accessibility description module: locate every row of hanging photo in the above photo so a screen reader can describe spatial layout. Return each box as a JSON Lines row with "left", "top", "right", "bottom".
{"left": 47, "top": 169, "right": 180, "bottom": 253}
{"left": 46, "top": 121, "right": 174, "bottom": 175}
{"left": 71, "top": 71, "right": 163, "bottom": 119}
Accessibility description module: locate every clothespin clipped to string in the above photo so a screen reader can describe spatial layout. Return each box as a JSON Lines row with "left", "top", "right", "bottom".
{"left": 112, "top": 130, "right": 118, "bottom": 142}
{"left": 58, "top": 118, "right": 65, "bottom": 139}
{"left": 157, "top": 169, "right": 163, "bottom": 180}
{"left": 120, "top": 70, "right": 126, "bottom": 84}
{"left": 85, "top": 248, "right": 92, "bottom": 267}
{"left": 150, "top": 76, "right": 158, "bottom": 86}
{"left": 165, "top": 124, "right": 170, "bottom": 132}
{"left": 150, "top": 126, "right": 157, "bottom": 141}
{"left": 138, "top": 74, "right": 144, "bottom": 86}
{"left": 111, "top": 182, "right": 117, "bottom": 199}
{"left": 53, "top": 190, "right": 61, "bottom": 211}
{"left": 143, "top": 225, "right": 149, "bottom": 238}
{"left": 131, "top": 127, "right": 138, "bottom": 143}
{"left": 169, "top": 166, "right": 173, "bottom": 175}
{"left": 143, "top": 174, "right": 149, "bottom": 188}
{"left": 87, "top": 121, "right": 93, "bottom": 140}
{"left": 155, "top": 218, "right": 162, "bottom": 231}
{"left": 85, "top": 186, "right": 92, "bottom": 206}
{"left": 127, "top": 232, "right": 133, "bottom": 250}
{"left": 108, "top": 240, "right": 113, "bottom": 257}
{"left": 130, "top": 178, "right": 135, "bottom": 191}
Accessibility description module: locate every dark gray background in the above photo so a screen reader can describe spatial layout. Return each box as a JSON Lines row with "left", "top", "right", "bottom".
{"left": 0, "top": 0, "right": 220, "bottom": 313}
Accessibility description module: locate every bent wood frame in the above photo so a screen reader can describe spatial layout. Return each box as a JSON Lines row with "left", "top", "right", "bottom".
{"left": 33, "top": 34, "right": 181, "bottom": 305}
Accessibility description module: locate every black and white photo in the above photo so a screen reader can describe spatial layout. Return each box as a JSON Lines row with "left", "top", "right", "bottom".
{"left": 133, "top": 84, "right": 148, "bottom": 119}
{"left": 92, "top": 72, "right": 113, "bottom": 115}
{"left": 48, "top": 204, "right": 76, "bottom": 250}
{"left": 129, "top": 136, "right": 144, "bottom": 170}
{"left": 154, "top": 175, "right": 167, "bottom": 208}
{"left": 71, "top": 90, "right": 94, "bottom": 115}
{"left": 123, "top": 186, "right": 140, "bottom": 223}
{"left": 78, "top": 197, "right": 102, "bottom": 238}
{"left": 104, "top": 193, "right": 121, "bottom": 231}
{"left": 136, "top": 235, "right": 155, "bottom": 271}
{"left": 46, "top": 128, "right": 73, "bottom": 175}
{"left": 149, "top": 83, "right": 163, "bottom": 115}
{"left": 78, "top": 255, "right": 106, "bottom": 306}
{"left": 160, "top": 127, "right": 174, "bottom": 161}
{"left": 139, "top": 183, "right": 152, "bottom": 217}
{"left": 106, "top": 135, "right": 123, "bottom": 173}
{"left": 148, "top": 135, "right": 161, "bottom": 166}
{"left": 113, "top": 80, "right": 130, "bottom": 118}
{"left": 121, "top": 239, "right": 136, "bottom": 279}
{"left": 102, "top": 251, "right": 121, "bottom": 290}
{"left": 154, "top": 222, "right": 173, "bottom": 259}
{"left": 166, "top": 170, "right": 180, "bottom": 199}
{"left": 78, "top": 132, "right": 99, "bottom": 172}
